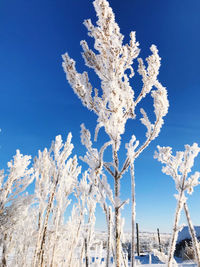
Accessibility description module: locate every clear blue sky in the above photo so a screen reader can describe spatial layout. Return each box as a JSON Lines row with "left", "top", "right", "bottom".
{"left": 0, "top": 0, "right": 200, "bottom": 233}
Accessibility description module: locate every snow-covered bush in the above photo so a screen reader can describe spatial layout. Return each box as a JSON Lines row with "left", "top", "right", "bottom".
{"left": 0, "top": 134, "right": 102, "bottom": 267}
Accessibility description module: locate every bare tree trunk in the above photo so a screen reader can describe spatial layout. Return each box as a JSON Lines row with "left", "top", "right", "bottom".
{"left": 85, "top": 238, "right": 89, "bottom": 267}
{"left": 1, "top": 233, "right": 7, "bottom": 267}
{"left": 130, "top": 163, "right": 136, "bottom": 267}
{"left": 167, "top": 166, "right": 190, "bottom": 267}
{"left": 50, "top": 209, "right": 61, "bottom": 267}
{"left": 115, "top": 176, "right": 121, "bottom": 267}
{"left": 106, "top": 206, "right": 111, "bottom": 267}
{"left": 167, "top": 193, "right": 184, "bottom": 267}
{"left": 112, "top": 142, "right": 121, "bottom": 267}
{"left": 34, "top": 179, "right": 58, "bottom": 267}
{"left": 38, "top": 191, "right": 56, "bottom": 266}
{"left": 184, "top": 202, "right": 200, "bottom": 266}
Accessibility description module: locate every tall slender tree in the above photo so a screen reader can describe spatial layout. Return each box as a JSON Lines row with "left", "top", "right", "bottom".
{"left": 62, "top": 0, "right": 169, "bottom": 265}
{"left": 155, "top": 143, "right": 200, "bottom": 267}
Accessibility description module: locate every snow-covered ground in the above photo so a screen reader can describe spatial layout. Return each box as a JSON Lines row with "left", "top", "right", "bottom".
{"left": 1, "top": 231, "right": 198, "bottom": 266}
{"left": 1, "top": 248, "right": 197, "bottom": 266}
{"left": 89, "top": 231, "right": 197, "bottom": 266}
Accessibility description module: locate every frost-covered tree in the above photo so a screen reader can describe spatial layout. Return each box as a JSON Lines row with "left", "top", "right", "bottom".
{"left": 155, "top": 143, "right": 200, "bottom": 267}
{"left": 0, "top": 132, "right": 107, "bottom": 266}
{"left": 62, "top": 0, "right": 169, "bottom": 266}
{"left": 33, "top": 133, "right": 81, "bottom": 267}
{"left": 0, "top": 150, "right": 33, "bottom": 266}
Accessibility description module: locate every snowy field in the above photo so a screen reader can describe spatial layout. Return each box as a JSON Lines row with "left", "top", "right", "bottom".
{"left": 88, "top": 253, "right": 197, "bottom": 266}
{"left": 87, "top": 253, "right": 197, "bottom": 266}
{"left": 81, "top": 231, "right": 197, "bottom": 266}
{"left": 1, "top": 235, "right": 198, "bottom": 267}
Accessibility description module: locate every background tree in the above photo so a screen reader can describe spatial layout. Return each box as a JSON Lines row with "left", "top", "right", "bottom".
{"left": 33, "top": 133, "right": 81, "bottom": 267}
{"left": 155, "top": 143, "right": 200, "bottom": 267}
{"left": 0, "top": 134, "right": 98, "bottom": 266}
{"left": 62, "top": 0, "right": 169, "bottom": 266}
{"left": 0, "top": 150, "right": 33, "bottom": 266}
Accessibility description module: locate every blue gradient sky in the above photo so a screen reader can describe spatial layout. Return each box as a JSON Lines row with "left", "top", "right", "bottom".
{"left": 0, "top": 0, "right": 200, "bottom": 233}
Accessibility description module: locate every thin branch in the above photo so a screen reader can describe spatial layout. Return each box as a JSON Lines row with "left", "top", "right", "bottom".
{"left": 103, "top": 162, "right": 115, "bottom": 177}
{"left": 118, "top": 199, "right": 129, "bottom": 210}
{"left": 119, "top": 113, "right": 161, "bottom": 179}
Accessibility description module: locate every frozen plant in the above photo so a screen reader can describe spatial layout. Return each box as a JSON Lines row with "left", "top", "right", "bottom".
{"left": 62, "top": 0, "right": 169, "bottom": 266}
{"left": 0, "top": 150, "right": 33, "bottom": 213}
{"left": 155, "top": 143, "right": 200, "bottom": 267}
{"left": 62, "top": 171, "right": 98, "bottom": 267}
{"left": 33, "top": 133, "right": 81, "bottom": 267}
{"left": 0, "top": 133, "right": 105, "bottom": 267}
{"left": 0, "top": 150, "right": 33, "bottom": 266}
